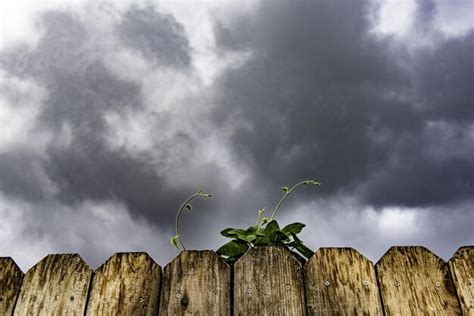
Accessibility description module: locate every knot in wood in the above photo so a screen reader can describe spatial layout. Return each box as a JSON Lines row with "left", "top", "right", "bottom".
{"left": 180, "top": 296, "right": 189, "bottom": 307}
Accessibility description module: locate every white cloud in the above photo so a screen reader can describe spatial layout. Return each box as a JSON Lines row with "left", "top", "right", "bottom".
{"left": 435, "top": 1, "right": 474, "bottom": 37}
{"left": 370, "top": 0, "right": 417, "bottom": 37}
{"left": 369, "top": 0, "right": 474, "bottom": 50}
{"left": 0, "top": 70, "right": 48, "bottom": 153}
{"left": 280, "top": 196, "right": 473, "bottom": 262}
{"left": 0, "top": 192, "right": 171, "bottom": 271}
{"left": 0, "top": 0, "right": 88, "bottom": 50}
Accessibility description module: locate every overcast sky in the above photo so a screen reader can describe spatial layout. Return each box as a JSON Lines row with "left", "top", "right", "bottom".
{"left": 1, "top": 0, "right": 473, "bottom": 271}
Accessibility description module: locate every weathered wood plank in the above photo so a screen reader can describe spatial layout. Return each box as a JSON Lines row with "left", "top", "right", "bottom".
{"left": 13, "top": 254, "right": 92, "bottom": 315}
{"left": 159, "top": 250, "right": 230, "bottom": 315}
{"left": 234, "top": 246, "right": 305, "bottom": 316}
{"left": 305, "top": 247, "right": 382, "bottom": 315}
{"left": 448, "top": 246, "right": 473, "bottom": 315}
{"left": 85, "top": 252, "right": 161, "bottom": 316}
{"left": 0, "top": 257, "right": 23, "bottom": 315}
{"left": 376, "top": 246, "right": 461, "bottom": 315}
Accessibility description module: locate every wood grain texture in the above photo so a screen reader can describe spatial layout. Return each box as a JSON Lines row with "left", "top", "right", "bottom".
{"left": 85, "top": 252, "right": 161, "bottom": 316}
{"left": 305, "top": 248, "right": 382, "bottom": 315}
{"left": 376, "top": 246, "right": 461, "bottom": 315}
{"left": 159, "top": 250, "right": 230, "bottom": 315}
{"left": 448, "top": 246, "right": 473, "bottom": 315}
{"left": 0, "top": 257, "right": 23, "bottom": 315}
{"left": 13, "top": 254, "right": 92, "bottom": 316}
{"left": 234, "top": 246, "right": 305, "bottom": 316}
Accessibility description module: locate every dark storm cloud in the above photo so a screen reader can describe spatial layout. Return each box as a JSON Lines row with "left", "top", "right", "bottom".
{"left": 118, "top": 5, "right": 191, "bottom": 67}
{"left": 212, "top": 0, "right": 474, "bottom": 209}
{"left": 0, "top": 7, "right": 200, "bottom": 226}
{"left": 0, "top": 149, "right": 47, "bottom": 201}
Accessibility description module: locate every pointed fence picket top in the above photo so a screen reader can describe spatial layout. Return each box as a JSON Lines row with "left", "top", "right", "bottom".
{"left": 304, "top": 248, "right": 383, "bottom": 315}
{"left": 0, "top": 257, "right": 23, "bottom": 316}
{"left": 448, "top": 246, "right": 473, "bottom": 314}
{"left": 376, "top": 246, "right": 461, "bottom": 315}
{"left": 85, "top": 252, "right": 161, "bottom": 316}
{"left": 234, "top": 246, "right": 305, "bottom": 316}
{"left": 13, "top": 254, "right": 92, "bottom": 315}
{"left": 159, "top": 250, "right": 230, "bottom": 315}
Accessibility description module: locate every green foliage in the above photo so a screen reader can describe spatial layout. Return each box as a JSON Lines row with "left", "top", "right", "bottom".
{"left": 171, "top": 179, "right": 321, "bottom": 264}
{"left": 217, "top": 179, "right": 320, "bottom": 264}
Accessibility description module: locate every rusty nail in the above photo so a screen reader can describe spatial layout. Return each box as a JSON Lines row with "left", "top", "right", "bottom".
{"left": 394, "top": 281, "right": 400, "bottom": 287}
{"left": 31, "top": 295, "right": 37, "bottom": 302}
{"left": 139, "top": 297, "right": 145, "bottom": 303}
{"left": 102, "top": 299, "right": 107, "bottom": 304}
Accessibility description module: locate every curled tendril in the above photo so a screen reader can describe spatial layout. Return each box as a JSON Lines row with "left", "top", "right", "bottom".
{"left": 171, "top": 190, "right": 212, "bottom": 251}
{"left": 269, "top": 179, "right": 320, "bottom": 221}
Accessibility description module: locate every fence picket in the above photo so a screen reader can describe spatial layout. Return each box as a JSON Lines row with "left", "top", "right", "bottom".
{"left": 159, "top": 250, "right": 230, "bottom": 315}
{"left": 448, "top": 246, "right": 473, "bottom": 315}
{"left": 13, "top": 254, "right": 92, "bottom": 315}
{"left": 0, "top": 257, "right": 23, "bottom": 315}
{"left": 305, "top": 248, "right": 382, "bottom": 315}
{"left": 376, "top": 246, "right": 461, "bottom": 315}
{"left": 234, "top": 246, "right": 305, "bottom": 315}
{"left": 85, "top": 252, "right": 161, "bottom": 316}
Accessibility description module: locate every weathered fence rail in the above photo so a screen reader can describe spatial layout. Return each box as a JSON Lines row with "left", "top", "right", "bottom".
{"left": 0, "top": 246, "right": 472, "bottom": 315}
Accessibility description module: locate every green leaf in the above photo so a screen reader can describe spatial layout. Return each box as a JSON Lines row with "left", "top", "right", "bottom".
{"left": 170, "top": 235, "right": 179, "bottom": 249}
{"left": 216, "top": 240, "right": 249, "bottom": 258}
{"left": 282, "top": 222, "right": 305, "bottom": 235}
{"left": 246, "top": 226, "right": 265, "bottom": 237}
{"left": 291, "top": 232, "right": 302, "bottom": 244}
{"left": 264, "top": 220, "right": 280, "bottom": 233}
{"left": 237, "top": 234, "right": 257, "bottom": 243}
{"left": 260, "top": 217, "right": 269, "bottom": 225}
{"left": 184, "top": 204, "right": 192, "bottom": 212}
{"left": 272, "top": 230, "right": 290, "bottom": 244}
{"left": 281, "top": 186, "right": 289, "bottom": 193}
{"left": 253, "top": 235, "right": 271, "bottom": 246}
{"left": 294, "top": 242, "right": 314, "bottom": 259}
{"left": 220, "top": 228, "right": 243, "bottom": 237}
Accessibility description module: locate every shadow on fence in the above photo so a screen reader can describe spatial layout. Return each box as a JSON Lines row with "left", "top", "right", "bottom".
{"left": 1, "top": 246, "right": 472, "bottom": 315}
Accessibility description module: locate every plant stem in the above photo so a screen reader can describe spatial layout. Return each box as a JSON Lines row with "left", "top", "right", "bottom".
{"left": 175, "top": 190, "right": 210, "bottom": 250}
{"left": 269, "top": 180, "right": 320, "bottom": 221}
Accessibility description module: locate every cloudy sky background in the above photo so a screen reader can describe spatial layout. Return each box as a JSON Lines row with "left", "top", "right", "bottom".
{"left": 1, "top": 0, "right": 473, "bottom": 271}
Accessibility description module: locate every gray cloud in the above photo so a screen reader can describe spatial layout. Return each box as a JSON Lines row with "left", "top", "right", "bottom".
{"left": 118, "top": 5, "right": 191, "bottom": 67}
{"left": 212, "top": 0, "right": 474, "bottom": 209}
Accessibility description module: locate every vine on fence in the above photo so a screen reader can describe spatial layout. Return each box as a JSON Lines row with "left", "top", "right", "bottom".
{"left": 170, "top": 179, "right": 321, "bottom": 263}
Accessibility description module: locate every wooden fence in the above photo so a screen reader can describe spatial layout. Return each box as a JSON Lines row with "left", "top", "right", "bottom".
{"left": 0, "top": 246, "right": 472, "bottom": 315}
